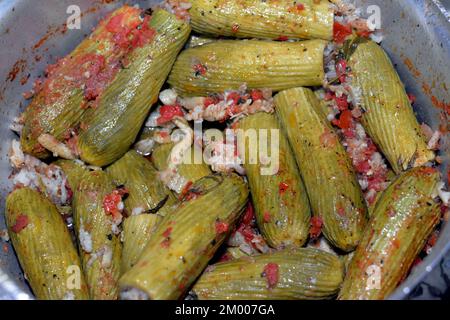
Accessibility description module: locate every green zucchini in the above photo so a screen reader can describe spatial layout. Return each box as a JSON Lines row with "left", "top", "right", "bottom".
{"left": 119, "top": 174, "right": 249, "bottom": 300}
{"left": 274, "top": 87, "right": 368, "bottom": 252}
{"left": 192, "top": 247, "right": 344, "bottom": 300}
{"left": 236, "top": 112, "right": 311, "bottom": 248}
{"left": 6, "top": 188, "right": 89, "bottom": 300}
{"left": 168, "top": 39, "right": 327, "bottom": 96}
{"left": 73, "top": 170, "right": 122, "bottom": 299}
{"left": 76, "top": 9, "right": 191, "bottom": 166}
{"left": 121, "top": 214, "right": 162, "bottom": 274}
{"left": 339, "top": 167, "right": 442, "bottom": 300}
{"left": 348, "top": 40, "right": 435, "bottom": 174}
{"left": 190, "top": 0, "right": 334, "bottom": 40}
{"left": 53, "top": 159, "right": 88, "bottom": 192}
{"left": 20, "top": 6, "right": 153, "bottom": 158}
{"left": 151, "top": 142, "right": 212, "bottom": 192}
{"left": 106, "top": 150, "right": 170, "bottom": 215}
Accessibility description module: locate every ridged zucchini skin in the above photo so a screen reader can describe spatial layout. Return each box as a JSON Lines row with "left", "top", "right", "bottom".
{"left": 121, "top": 214, "right": 162, "bottom": 274}
{"left": 348, "top": 41, "right": 434, "bottom": 174}
{"left": 20, "top": 6, "right": 148, "bottom": 158}
{"left": 106, "top": 150, "right": 170, "bottom": 215}
{"left": 193, "top": 247, "right": 344, "bottom": 300}
{"left": 53, "top": 159, "right": 88, "bottom": 192}
{"left": 6, "top": 188, "right": 89, "bottom": 300}
{"left": 77, "top": 10, "right": 191, "bottom": 166}
{"left": 274, "top": 87, "right": 367, "bottom": 252}
{"left": 168, "top": 39, "right": 326, "bottom": 96}
{"left": 190, "top": 0, "right": 333, "bottom": 40}
{"left": 236, "top": 112, "right": 311, "bottom": 248}
{"left": 151, "top": 143, "right": 212, "bottom": 186}
{"left": 339, "top": 167, "right": 441, "bottom": 300}
{"left": 119, "top": 174, "right": 249, "bottom": 300}
{"left": 73, "top": 171, "right": 122, "bottom": 299}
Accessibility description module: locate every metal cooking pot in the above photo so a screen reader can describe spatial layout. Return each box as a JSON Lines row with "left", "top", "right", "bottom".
{"left": 0, "top": 0, "right": 449, "bottom": 300}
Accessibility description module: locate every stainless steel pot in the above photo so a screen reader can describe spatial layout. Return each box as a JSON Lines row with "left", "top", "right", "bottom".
{"left": 0, "top": 0, "right": 448, "bottom": 300}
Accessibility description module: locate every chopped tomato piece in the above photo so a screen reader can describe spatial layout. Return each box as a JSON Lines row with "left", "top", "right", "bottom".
{"left": 103, "top": 188, "right": 127, "bottom": 220}
{"left": 215, "top": 221, "right": 229, "bottom": 234}
{"left": 288, "top": 3, "right": 305, "bottom": 13}
{"left": 219, "top": 252, "right": 232, "bottom": 262}
{"left": 333, "top": 22, "right": 352, "bottom": 44}
{"left": 334, "top": 94, "right": 349, "bottom": 111}
{"left": 263, "top": 263, "right": 279, "bottom": 289}
{"left": 356, "top": 30, "right": 372, "bottom": 38}
{"left": 334, "top": 110, "right": 353, "bottom": 129}
{"left": 106, "top": 13, "right": 126, "bottom": 33}
{"left": 276, "top": 36, "right": 289, "bottom": 41}
{"left": 310, "top": 216, "right": 323, "bottom": 239}
{"left": 335, "top": 59, "right": 348, "bottom": 83}
{"left": 11, "top": 214, "right": 29, "bottom": 233}
{"left": 226, "top": 92, "right": 241, "bottom": 105}
{"left": 263, "top": 211, "right": 271, "bottom": 223}
{"left": 241, "top": 203, "right": 255, "bottom": 226}
{"left": 193, "top": 63, "right": 207, "bottom": 76}
{"left": 250, "top": 89, "right": 264, "bottom": 101}
{"left": 419, "top": 167, "right": 437, "bottom": 175}
{"left": 159, "top": 131, "right": 169, "bottom": 139}
{"left": 157, "top": 104, "right": 184, "bottom": 125}
{"left": 337, "top": 205, "right": 346, "bottom": 217}
{"left": 278, "top": 182, "right": 289, "bottom": 195}
{"left": 107, "top": 13, "right": 155, "bottom": 49}
{"left": 160, "top": 238, "right": 170, "bottom": 248}
{"left": 407, "top": 93, "right": 416, "bottom": 105}
{"left": 162, "top": 227, "right": 173, "bottom": 238}
{"left": 324, "top": 91, "right": 335, "bottom": 101}
{"left": 240, "top": 227, "right": 255, "bottom": 242}
{"left": 203, "top": 96, "right": 217, "bottom": 108}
